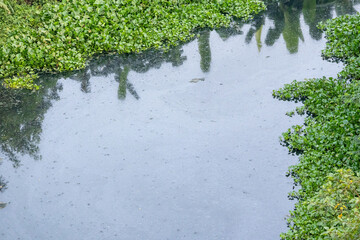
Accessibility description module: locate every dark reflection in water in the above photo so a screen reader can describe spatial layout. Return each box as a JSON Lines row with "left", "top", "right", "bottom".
{"left": 0, "top": 174, "right": 6, "bottom": 208}
{"left": 0, "top": 0, "right": 358, "bottom": 210}
{"left": 0, "top": 81, "right": 61, "bottom": 167}
{"left": 198, "top": 30, "right": 212, "bottom": 72}
{"left": 68, "top": 45, "right": 187, "bottom": 99}
{"left": 0, "top": 47, "right": 188, "bottom": 169}
{"left": 0, "top": 175, "right": 7, "bottom": 192}
{"left": 0, "top": 81, "right": 61, "bottom": 199}
{"left": 0, "top": 45, "right": 191, "bottom": 198}
{"left": 246, "top": 0, "right": 358, "bottom": 53}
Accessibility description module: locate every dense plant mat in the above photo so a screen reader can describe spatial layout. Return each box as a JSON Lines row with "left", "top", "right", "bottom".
{"left": 274, "top": 14, "right": 360, "bottom": 240}
{"left": 319, "top": 14, "right": 360, "bottom": 80}
{"left": 284, "top": 169, "right": 360, "bottom": 239}
{"left": 0, "top": 0, "right": 265, "bottom": 89}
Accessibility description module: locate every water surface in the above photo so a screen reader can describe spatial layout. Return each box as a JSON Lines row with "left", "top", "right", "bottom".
{"left": 0, "top": 0, "right": 359, "bottom": 239}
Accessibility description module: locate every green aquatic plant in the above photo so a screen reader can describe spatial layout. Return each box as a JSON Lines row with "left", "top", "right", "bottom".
{"left": 0, "top": 0, "right": 11, "bottom": 14}
{"left": 282, "top": 169, "right": 360, "bottom": 239}
{"left": 274, "top": 77, "right": 360, "bottom": 196}
{"left": 319, "top": 13, "right": 360, "bottom": 79}
{"left": 0, "top": 0, "right": 265, "bottom": 89}
{"left": 275, "top": 11, "right": 360, "bottom": 240}
{"left": 275, "top": 71, "right": 360, "bottom": 240}
{"left": 4, "top": 73, "right": 39, "bottom": 90}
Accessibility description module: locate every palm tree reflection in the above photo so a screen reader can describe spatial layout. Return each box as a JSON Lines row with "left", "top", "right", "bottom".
{"left": 0, "top": 175, "right": 7, "bottom": 193}
{"left": 245, "top": 0, "right": 358, "bottom": 53}
{"left": 281, "top": 1, "right": 304, "bottom": 54}
{"left": 71, "top": 45, "right": 187, "bottom": 99}
{"left": 335, "top": 0, "right": 357, "bottom": 16}
{"left": 198, "top": 30, "right": 212, "bottom": 72}
{"left": 115, "top": 65, "right": 139, "bottom": 100}
{"left": 0, "top": 175, "right": 7, "bottom": 209}
{"left": 245, "top": 14, "right": 265, "bottom": 45}
{"left": 70, "top": 67, "right": 91, "bottom": 93}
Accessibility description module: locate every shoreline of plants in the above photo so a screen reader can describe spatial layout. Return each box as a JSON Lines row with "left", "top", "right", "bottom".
{"left": 274, "top": 13, "right": 360, "bottom": 239}
{"left": 2, "top": 0, "right": 360, "bottom": 237}
{"left": 0, "top": 0, "right": 265, "bottom": 90}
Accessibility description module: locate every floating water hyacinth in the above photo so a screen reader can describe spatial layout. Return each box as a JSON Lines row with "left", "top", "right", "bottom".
{"left": 0, "top": 0, "right": 265, "bottom": 89}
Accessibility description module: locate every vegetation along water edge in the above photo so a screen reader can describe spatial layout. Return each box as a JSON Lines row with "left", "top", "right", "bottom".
{"left": 1, "top": 0, "right": 360, "bottom": 238}
{"left": 0, "top": 0, "right": 265, "bottom": 89}
{"left": 274, "top": 13, "right": 360, "bottom": 239}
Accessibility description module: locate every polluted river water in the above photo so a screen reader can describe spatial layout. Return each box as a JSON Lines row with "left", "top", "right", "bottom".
{"left": 0, "top": 0, "right": 359, "bottom": 239}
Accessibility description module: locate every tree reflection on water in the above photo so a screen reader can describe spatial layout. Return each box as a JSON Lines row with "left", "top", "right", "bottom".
{"left": 69, "top": 44, "right": 187, "bottom": 99}
{"left": 0, "top": 0, "right": 358, "bottom": 199}
{"left": 198, "top": 30, "right": 212, "bottom": 73}
{"left": 246, "top": 0, "right": 358, "bottom": 53}
{"left": 0, "top": 80, "right": 61, "bottom": 167}
{"left": 0, "top": 79, "right": 61, "bottom": 204}
{"left": 0, "top": 44, "right": 189, "bottom": 181}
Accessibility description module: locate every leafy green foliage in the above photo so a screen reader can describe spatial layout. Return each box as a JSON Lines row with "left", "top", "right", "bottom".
{"left": 319, "top": 14, "right": 360, "bottom": 80}
{"left": 274, "top": 13, "right": 360, "bottom": 240}
{"left": 0, "top": 0, "right": 265, "bottom": 89}
{"left": 4, "top": 74, "right": 39, "bottom": 90}
{"left": 0, "top": 0, "right": 11, "bottom": 14}
{"left": 274, "top": 78, "right": 360, "bottom": 199}
{"left": 282, "top": 169, "right": 360, "bottom": 240}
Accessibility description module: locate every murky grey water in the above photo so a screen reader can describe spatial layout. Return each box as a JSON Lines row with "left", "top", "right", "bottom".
{"left": 1, "top": 0, "right": 359, "bottom": 239}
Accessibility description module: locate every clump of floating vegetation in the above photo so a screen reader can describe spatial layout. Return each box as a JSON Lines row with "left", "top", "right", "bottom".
{"left": 0, "top": 0, "right": 265, "bottom": 89}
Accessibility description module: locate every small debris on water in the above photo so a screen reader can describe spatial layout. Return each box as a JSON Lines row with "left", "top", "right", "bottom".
{"left": 0, "top": 202, "right": 7, "bottom": 209}
{"left": 190, "top": 78, "right": 205, "bottom": 83}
